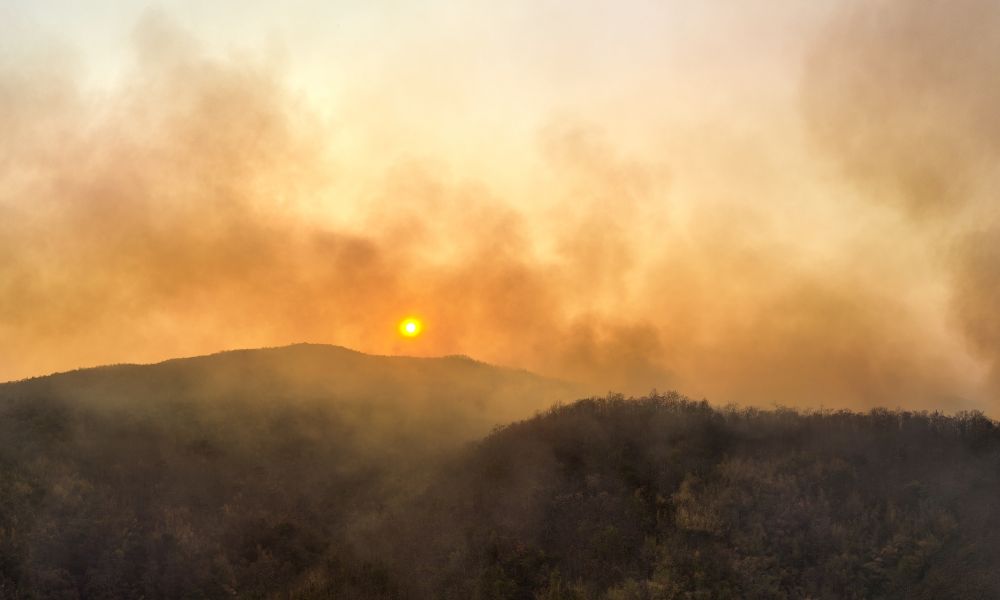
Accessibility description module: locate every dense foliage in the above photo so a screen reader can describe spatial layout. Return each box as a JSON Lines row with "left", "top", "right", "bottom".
{"left": 394, "top": 396, "right": 1000, "bottom": 599}
{"left": 1, "top": 349, "right": 999, "bottom": 598}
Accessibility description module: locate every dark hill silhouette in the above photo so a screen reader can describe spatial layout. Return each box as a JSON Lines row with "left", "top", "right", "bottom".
{"left": 1, "top": 343, "right": 579, "bottom": 453}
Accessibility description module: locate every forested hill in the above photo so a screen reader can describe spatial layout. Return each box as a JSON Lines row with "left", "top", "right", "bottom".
{"left": 0, "top": 343, "right": 578, "bottom": 449}
{"left": 390, "top": 396, "right": 1000, "bottom": 599}
{"left": 1, "top": 352, "right": 999, "bottom": 598}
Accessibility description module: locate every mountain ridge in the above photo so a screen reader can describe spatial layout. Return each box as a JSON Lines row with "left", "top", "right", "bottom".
{"left": 0, "top": 343, "right": 581, "bottom": 454}
{"left": 0, "top": 343, "right": 552, "bottom": 387}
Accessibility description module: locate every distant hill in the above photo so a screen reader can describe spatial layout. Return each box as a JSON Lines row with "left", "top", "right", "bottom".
{"left": 0, "top": 343, "right": 579, "bottom": 453}
{"left": 1, "top": 352, "right": 999, "bottom": 599}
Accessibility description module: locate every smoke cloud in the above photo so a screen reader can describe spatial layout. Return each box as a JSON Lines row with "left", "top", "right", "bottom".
{"left": 1, "top": 6, "right": 996, "bottom": 411}
{"left": 803, "top": 0, "right": 1000, "bottom": 396}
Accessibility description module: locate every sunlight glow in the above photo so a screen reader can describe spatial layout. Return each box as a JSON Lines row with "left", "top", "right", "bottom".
{"left": 398, "top": 317, "right": 423, "bottom": 338}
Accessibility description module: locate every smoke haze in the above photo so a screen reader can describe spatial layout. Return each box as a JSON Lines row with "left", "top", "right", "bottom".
{"left": 1, "top": 2, "right": 997, "bottom": 411}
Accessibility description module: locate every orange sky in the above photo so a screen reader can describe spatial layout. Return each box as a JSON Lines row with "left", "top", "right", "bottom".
{"left": 2, "top": 1, "right": 999, "bottom": 412}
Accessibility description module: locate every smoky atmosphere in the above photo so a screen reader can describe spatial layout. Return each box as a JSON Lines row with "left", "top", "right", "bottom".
{"left": 2, "top": 1, "right": 1000, "bottom": 599}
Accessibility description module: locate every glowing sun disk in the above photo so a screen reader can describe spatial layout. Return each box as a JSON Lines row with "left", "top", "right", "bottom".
{"left": 398, "top": 317, "right": 423, "bottom": 338}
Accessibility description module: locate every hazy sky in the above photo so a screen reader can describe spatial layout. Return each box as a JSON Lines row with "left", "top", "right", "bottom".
{"left": 3, "top": 1, "right": 999, "bottom": 412}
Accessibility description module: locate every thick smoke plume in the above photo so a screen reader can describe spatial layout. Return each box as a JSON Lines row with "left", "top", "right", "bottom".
{"left": 1, "top": 8, "right": 996, "bottom": 410}
{"left": 804, "top": 0, "right": 1000, "bottom": 396}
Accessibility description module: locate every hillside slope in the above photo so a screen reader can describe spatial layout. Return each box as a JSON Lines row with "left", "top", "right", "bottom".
{"left": 382, "top": 396, "right": 1000, "bottom": 599}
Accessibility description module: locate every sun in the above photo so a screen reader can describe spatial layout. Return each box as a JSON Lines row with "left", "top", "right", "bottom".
{"left": 398, "top": 317, "right": 423, "bottom": 338}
